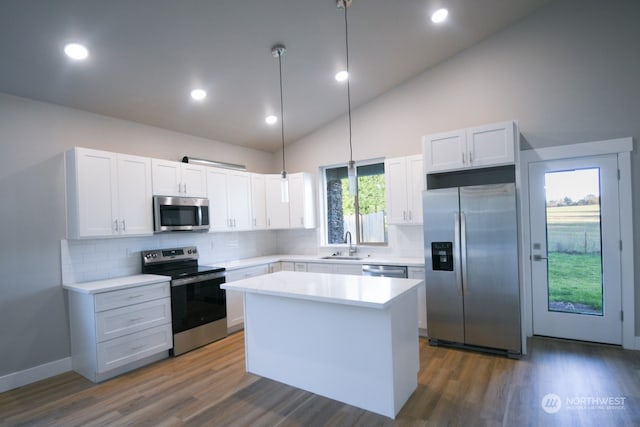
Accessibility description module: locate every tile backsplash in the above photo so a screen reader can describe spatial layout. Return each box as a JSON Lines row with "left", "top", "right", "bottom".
{"left": 61, "top": 224, "right": 424, "bottom": 284}
{"left": 60, "top": 230, "right": 278, "bottom": 284}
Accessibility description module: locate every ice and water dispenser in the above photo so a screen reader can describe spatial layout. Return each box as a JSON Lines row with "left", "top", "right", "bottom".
{"left": 431, "top": 242, "right": 453, "bottom": 271}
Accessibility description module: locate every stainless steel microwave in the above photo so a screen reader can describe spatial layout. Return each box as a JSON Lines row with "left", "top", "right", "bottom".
{"left": 153, "top": 196, "right": 210, "bottom": 232}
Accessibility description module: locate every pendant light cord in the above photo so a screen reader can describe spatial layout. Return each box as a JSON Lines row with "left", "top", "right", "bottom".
{"left": 278, "top": 51, "right": 286, "bottom": 175}
{"left": 343, "top": 4, "right": 353, "bottom": 163}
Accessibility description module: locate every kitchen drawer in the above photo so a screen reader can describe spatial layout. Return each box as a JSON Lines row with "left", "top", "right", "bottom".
{"left": 95, "top": 281, "right": 170, "bottom": 312}
{"left": 96, "top": 298, "right": 171, "bottom": 342}
{"left": 225, "top": 264, "right": 270, "bottom": 282}
{"left": 97, "top": 324, "right": 172, "bottom": 373}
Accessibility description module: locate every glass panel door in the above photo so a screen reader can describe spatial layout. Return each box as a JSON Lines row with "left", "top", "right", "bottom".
{"left": 529, "top": 155, "right": 621, "bottom": 345}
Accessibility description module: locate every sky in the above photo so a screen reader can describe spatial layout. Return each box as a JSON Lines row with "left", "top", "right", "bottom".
{"left": 544, "top": 168, "right": 600, "bottom": 202}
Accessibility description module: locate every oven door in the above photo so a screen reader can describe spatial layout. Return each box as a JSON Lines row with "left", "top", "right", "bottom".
{"left": 170, "top": 272, "right": 226, "bottom": 335}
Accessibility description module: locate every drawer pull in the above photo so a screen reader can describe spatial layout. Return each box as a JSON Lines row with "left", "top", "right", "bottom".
{"left": 129, "top": 317, "right": 145, "bottom": 323}
{"left": 131, "top": 344, "right": 146, "bottom": 351}
{"left": 128, "top": 294, "right": 144, "bottom": 299}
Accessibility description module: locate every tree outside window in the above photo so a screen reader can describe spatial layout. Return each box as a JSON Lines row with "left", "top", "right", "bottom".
{"left": 325, "top": 162, "right": 387, "bottom": 245}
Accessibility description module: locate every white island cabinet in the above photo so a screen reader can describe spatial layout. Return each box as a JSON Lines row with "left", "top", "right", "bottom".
{"left": 223, "top": 271, "right": 423, "bottom": 419}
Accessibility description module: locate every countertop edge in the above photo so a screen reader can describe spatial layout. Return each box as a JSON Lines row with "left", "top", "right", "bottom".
{"left": 213, "top": 255, "right": 424, "bottom": 271}
{"left": 222, "top": 271, "right": 423, "bottom": 310}
{"left": 63, "top": 274, "right": 171, "bottom": 294}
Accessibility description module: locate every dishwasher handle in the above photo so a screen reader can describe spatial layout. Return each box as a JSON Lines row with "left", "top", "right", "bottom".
{"left": 361, "top": 264, "right": 408, "bottom": 278}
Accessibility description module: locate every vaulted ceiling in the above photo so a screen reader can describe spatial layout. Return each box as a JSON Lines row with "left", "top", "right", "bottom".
{"left": 0, "top": 0, "right": 553, "bottom": 151}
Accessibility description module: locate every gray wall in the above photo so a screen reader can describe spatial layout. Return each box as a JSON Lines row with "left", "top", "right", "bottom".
{"left": 281, "top": 0, "right": 640, "bottom": 332}
{"left": 0, "top": 94, "right": 274, "bottom": 377}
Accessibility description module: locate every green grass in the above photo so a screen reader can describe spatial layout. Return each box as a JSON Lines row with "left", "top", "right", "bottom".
{"left": 547, "top": 252, "right": 603, "bottom": 312}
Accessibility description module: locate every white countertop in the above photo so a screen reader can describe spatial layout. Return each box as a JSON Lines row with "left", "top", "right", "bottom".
{"left": 212, "top": 254, "right": 424, "bottom": 271}
{"left": 63, "top": 274, "right": 170, "bottom": 294}
{"left": 222, "top": 270, "right": 423, "bottom": 309}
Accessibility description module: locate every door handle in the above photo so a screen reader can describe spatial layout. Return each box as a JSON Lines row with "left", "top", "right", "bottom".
{"left": 533, "top": 254, "right": 548, "bottom": 261}
{"left": 460, "top": 212, "right": 468, "bottom": 295}
{"left": 453, "top": 213, "right": 463, "bottom": 295}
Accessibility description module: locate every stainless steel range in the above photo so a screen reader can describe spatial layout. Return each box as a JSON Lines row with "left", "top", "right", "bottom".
{"left": 141, "top": 246, "right": 226, "bottom": 356}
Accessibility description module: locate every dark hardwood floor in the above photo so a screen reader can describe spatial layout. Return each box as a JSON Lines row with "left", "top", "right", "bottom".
{"left": 1, "top": 332, "right": 638, "bottom": 426}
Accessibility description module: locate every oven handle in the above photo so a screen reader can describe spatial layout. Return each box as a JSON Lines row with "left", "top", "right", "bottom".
{"left": 171, "top": 272, "right": 225, "bottom": 287}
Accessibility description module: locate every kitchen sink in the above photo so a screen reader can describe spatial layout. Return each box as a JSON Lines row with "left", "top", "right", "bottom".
{"left": 320, "top": 255, "right": 364, "bottom": 260}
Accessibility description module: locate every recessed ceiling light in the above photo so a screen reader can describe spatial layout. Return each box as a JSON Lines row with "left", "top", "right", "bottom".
{"left": 190, "top": 89, "right": 207, "bottom": 101}
{"left": 64, "top": 43, "right": 89, "bottom": 60}
{"left": 431, "top": 8, "right": 448, "bottom": 24}
{"left": 335, "top": 70, "right": 349, "bottom": 82}
{"left": 265, "top": 115, "right": 278, "bottom": 125}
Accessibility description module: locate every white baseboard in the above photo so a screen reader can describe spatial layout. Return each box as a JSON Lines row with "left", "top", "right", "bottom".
{"left": 0, "top": 357, "right": 72, "bottom": 393}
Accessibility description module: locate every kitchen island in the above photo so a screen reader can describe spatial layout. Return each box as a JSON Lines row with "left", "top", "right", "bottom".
{"left": 222, "top": 271, "right": 423, "bottom": 418}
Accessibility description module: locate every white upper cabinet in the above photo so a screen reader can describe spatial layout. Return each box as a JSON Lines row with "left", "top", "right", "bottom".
{"left": 207, "top": 167, "right": 252, "bottom": 231}
{"left": 422, "top": 129, "right": 467, "bottom": 173}
{"left": 251, "top": 174, "right": 267, "bottom": 229}
{"left": 288, "top": 173, "right": 316, "bottom": 229}
{"left": 385, "top": 155, "right": 424, "bottom": 225}
{"left": 151, "top": 159, "right": 207, "bottom": 197}
{"left": 227, "top": 170, "right": 252, "bottom": 230}
{"left": 265, "top": 174, "right": 291, "bottom": 229}
{"left": 66, "top": 147, "right": 153, "bottom": 238}
{"left": 422, "top": 120, "right": 516, "bottom": 173}
{"left": 264, "top": 172, "right": 316, "bottom": 229}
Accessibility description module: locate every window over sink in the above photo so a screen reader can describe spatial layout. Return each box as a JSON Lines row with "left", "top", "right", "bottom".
{"left": 322, "top": 160, "right": 387, "bottom": 246}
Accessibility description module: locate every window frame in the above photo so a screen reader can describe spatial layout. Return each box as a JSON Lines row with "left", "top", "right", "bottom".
{"left": 320, "top": 158, "right": 387, "bottom": 247}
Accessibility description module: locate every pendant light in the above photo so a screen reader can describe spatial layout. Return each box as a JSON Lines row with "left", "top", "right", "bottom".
{"left": 337, "top": 0, "right": 357, "bottom": 196}
{"left": 272, "top": 44, "right": 289, "bottom": 203}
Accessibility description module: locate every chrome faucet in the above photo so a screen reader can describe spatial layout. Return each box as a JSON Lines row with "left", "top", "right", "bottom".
{"left": 344, "top": 231, "right": 357, "bottom": 256}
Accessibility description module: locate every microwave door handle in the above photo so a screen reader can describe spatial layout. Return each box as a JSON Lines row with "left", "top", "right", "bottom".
{"left": 197, "top": 206, "right": 202, "bottom": 226}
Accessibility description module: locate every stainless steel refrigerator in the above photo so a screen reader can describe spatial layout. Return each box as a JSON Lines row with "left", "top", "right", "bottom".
{"left": 423, "top": 183, "right": 521, "bottom": 355}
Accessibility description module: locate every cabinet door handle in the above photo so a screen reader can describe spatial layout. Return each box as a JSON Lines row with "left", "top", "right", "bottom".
{"left": 462, "top": 152, "right": 466, "bottom": 165}
{"left": 403, "top": 211, "right": 407, "bottom": 220}
{"left": 408, "top": 211, "right": 412, "bottom": 221}
{"left": 128, "top": 294, "right": 144, "bottom": 299}
{"left": 121, "top": 220, "right": 126, "bottom": 232}
{"left": 183, "top": 183, "right": 187, "bottom": 194}
{"left": 114, "top": 220, "right": 119, "bottom": 232}
{"left": 300, "top": 217, "right": 304, "bottom": 226}
{"left": 129, "top": 317, "right": 145, "bottom": 323}
{"left": 469, "top": 151, "right": 473, "bottom": 164}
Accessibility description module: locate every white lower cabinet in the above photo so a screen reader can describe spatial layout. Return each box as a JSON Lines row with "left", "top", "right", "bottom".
{"left": 280, "top": 261, "right": 295, "bottom": 271}
{"left": 306, "top": 262, "right": 332, "bottom": 274}
{"left": 225, "top": 264, "right": 271, "bottom": 331}
{"left": 67, "top": 279, "right": 172, "bottom": 383}
{"left": 300, "top": 262, "right": 362, "bottom": 276}
{"left": 408, "top": 266, "right": 427, "bottom": 335}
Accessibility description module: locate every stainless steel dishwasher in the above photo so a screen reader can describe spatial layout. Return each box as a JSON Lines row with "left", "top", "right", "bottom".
{"left": 361, "top": 264, "right": 408, "bottom": 278}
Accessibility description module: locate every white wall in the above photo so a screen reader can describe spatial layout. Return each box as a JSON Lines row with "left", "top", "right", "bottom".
{"left": 0, "top": 93, "right": 275, "bottom": 378}
{"left": 280, "top": 0, "right": 640, "bottom": 332}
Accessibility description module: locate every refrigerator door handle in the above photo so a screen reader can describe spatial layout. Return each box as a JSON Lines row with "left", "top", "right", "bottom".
{"left": 454, "top": 213, "right": 463, "bottom": 295}
{"left": 460, "top": 212, "right": 469, "bottom": 295}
